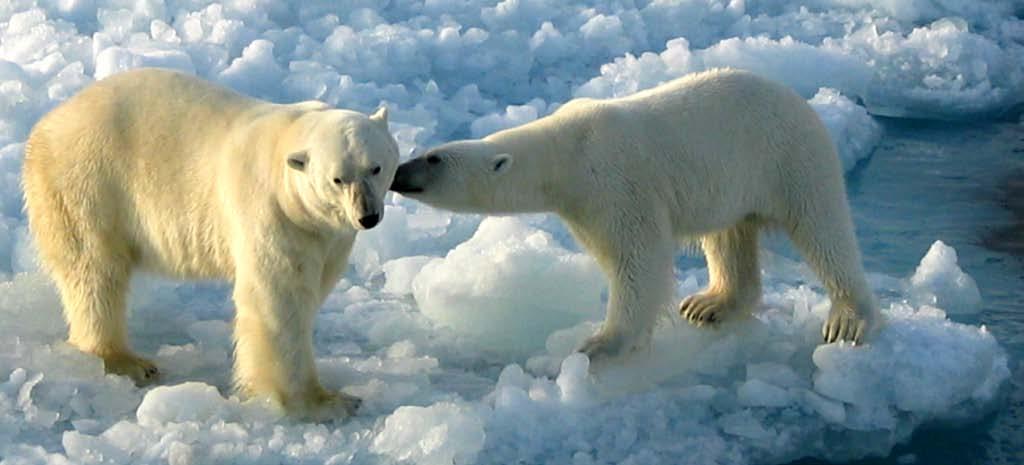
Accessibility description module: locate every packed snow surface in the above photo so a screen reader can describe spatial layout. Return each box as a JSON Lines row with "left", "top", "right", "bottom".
{"left": 0, "top": 1, "right": 1018, "bottom": 464}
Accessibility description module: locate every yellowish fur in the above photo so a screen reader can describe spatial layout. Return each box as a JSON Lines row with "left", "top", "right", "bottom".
{"left": 22, "top": 68, "right": 399, "bottom": 420}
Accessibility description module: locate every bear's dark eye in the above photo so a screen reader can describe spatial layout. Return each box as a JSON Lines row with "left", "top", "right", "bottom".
{"left": 333, "top": 178, "right": 342, "bottom": 185}
{"left": 426, "top": 155, "right": 441, "bottom": 165}
{"left": 371, "top": 166, "right": 382, "bottom": 175}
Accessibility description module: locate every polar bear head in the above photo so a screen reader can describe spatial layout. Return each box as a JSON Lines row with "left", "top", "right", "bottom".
{"left": 389, "top": 139, "right": 552, "bottom": 214}
{"left": 282, "top": 107, "right": 399, "bottom": 231}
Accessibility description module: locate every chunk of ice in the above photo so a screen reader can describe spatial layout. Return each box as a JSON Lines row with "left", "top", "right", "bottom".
{"left": 371, "top": 401, "right": 486, "bottom": 465}
{"left": 908, "top": 240, "right": 982, "bottom": 314}
{"left": 411, "top": 217, "right": 605, "bottom": 355}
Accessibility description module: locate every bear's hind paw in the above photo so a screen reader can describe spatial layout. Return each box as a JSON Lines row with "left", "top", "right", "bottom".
{"left": 822, "top": 310, "right": 867, "bottom": 344}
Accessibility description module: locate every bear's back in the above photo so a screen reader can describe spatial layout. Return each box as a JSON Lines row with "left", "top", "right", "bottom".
{"left": 610, "top": 68, "right": 835, "bottom": 172}
{"left": 560, "top": 68, "right": 840, "bottom": 230}
{"left": 23, "top": 69, "right": 274, "bottom": 279}
{"left": 43, "top": 69, "right": 253, "bottom": 156}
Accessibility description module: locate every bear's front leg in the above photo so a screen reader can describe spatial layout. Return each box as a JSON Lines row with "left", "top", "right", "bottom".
{"left": 231, "top": 267, "right": 360, "bottom": 421}
{"left": 571, "top": 214, "right": 676, "bottom": 368}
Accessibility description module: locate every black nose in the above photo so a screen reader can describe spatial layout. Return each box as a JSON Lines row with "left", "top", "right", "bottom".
{"left": 358, "top": 214, "right": 380, "bottom": 229}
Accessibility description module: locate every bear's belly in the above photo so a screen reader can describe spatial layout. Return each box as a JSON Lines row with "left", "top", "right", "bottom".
{"left": 130, "top": 208, "right": 235, "bottom": 281}
{"left": 136, "top": 237, "right": 234, "bottom": 280}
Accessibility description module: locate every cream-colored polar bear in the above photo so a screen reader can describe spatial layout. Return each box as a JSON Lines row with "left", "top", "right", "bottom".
{"left": 391, "top": 68, "right": 878, "bottom": 363}
{"left": 22, "top": 68, "right": 399, "bottom": 420}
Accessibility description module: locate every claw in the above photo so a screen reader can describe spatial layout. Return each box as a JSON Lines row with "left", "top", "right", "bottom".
{"left": 822, "top": 309, "right": 869, "bottom": 345}
{"left": 680, "top": 292, "right": 741, "bottom": 328}
{"left": 102, "top": 353, "right": 160, "bottom": 386}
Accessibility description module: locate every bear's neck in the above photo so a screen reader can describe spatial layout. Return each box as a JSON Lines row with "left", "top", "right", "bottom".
{"left": 484, "top": 115, "right": 584, "bottom": 214}
{"left": 277, "top": 173, "right": 323, "bottom": 232}
{"left": 270, "top": 118, "right": 337, "bottom": 235}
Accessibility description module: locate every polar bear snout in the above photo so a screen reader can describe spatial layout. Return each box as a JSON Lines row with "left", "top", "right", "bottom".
{"left": 349, "top": 182, "right": 384, "bottom": 230}
{"left": 390, "top": 156, "right": 432, "bottom": 194}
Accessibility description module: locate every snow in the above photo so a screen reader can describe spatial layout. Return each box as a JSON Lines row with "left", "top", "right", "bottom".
{"left": 0, "top": 1, "right": 1018, "bottom": 464}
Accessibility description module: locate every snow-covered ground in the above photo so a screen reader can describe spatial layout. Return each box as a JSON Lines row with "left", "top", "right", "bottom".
{"left": 0, "top": 1, "right": 1021, "bottom": 464}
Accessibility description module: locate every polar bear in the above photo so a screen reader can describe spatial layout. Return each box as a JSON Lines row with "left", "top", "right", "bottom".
{"left": 391, "top": 68, "right": 879, "bottom": 363}
{"left": 22, "top": 68, "right": 399, "bottom": 420}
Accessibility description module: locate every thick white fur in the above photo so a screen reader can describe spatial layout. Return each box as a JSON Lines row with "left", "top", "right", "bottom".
{"left": 22, "top": 68, "right": 399, "bottom": 420}
{"left": 394, "top": 68, "right": 879, "bottom": 364}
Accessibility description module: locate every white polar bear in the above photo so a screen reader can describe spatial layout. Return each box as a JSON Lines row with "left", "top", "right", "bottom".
{"left": 22, "top": 68, "right": 399, "bottom": 420}
{"left": 391, "top": 68, "right": 879, "bottom": 364}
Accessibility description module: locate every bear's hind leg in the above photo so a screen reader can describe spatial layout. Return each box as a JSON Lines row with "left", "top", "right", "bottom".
{"left": 784, "top": 197, "right": 878, "bottom": 343}
{"left": 25, "top": 148, "right": 158, "bottom": 385}
{"left": 681, "top": 219, "right": 761, "bottom": 327}
{"left": 52, "top": 254, "right": 159, "bottom": 386}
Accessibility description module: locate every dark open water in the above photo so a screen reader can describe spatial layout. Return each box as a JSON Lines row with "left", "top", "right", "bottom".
{"left": 794, "top": 120, "right": 1024, "bottom": 464}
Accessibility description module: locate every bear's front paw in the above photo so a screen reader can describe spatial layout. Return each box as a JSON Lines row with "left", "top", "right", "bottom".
{"left": 822, "top": 307, "right": 868, "bottom": 344}
{"left": 577, "top": 330, "right": 647, "bottom": 369}
{"left": 680, "top": 291, "right": 743, "bottom": 327}
{"left": 102, "top": 352, "right": 160, "bottom": 387}
{"left": 290, "top": 387, "right": 362, "bottom": 422}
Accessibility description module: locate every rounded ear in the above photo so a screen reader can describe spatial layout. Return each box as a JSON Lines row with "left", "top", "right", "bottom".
{"left": 492, "top": 153, "right": 512, "bottom": 174}
{"left": 369, "top": 106, "right": 389, "bottom": 129}
{"left": 287, "top": 151, "right": 309, "bottom": 171}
